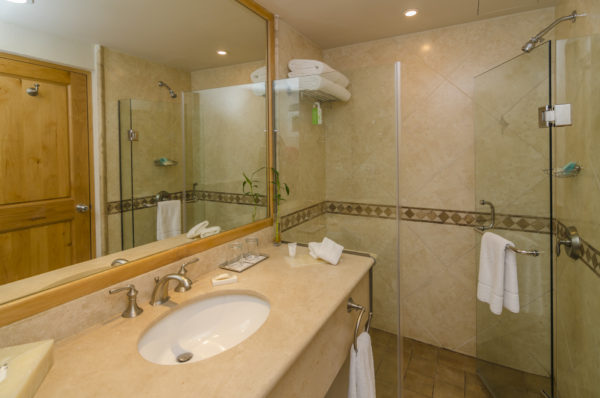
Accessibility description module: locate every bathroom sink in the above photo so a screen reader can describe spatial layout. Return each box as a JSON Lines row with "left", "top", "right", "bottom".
{"left": 138, "top": 293, "right": 270, "bottom": 365}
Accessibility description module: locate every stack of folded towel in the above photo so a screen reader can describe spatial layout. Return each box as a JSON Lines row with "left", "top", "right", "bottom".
{"left": 308, "top": 237, "right": 344, "bottom": 265}
{"left": 288, "top": 59, "right": 351, "bottom": 102}
{"left": 186, "top": 220, "right": 221, "bottom": 239}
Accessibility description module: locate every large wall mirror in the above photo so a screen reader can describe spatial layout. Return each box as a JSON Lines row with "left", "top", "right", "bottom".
{"left": 0, "top": 0, "right": 273, "bottom": 319}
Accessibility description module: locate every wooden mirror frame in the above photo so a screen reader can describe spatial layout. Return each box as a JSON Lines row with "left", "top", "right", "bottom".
{"left": 0, "top": 0, "right": 275, "bottom": 327}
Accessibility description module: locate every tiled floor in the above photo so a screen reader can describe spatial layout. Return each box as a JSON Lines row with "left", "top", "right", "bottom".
{"left": 371, "top": 328, "right": 550, "bottom": 398}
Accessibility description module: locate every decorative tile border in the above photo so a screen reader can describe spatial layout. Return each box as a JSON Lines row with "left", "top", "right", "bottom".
{"left": 556, "top": 221, "right": 600, "bottom": 277}
{"left": 280, "top": 202, "right": 326, "bottom": 232}
{"left": 106, "top": 190, "right": 266, "bottom": 215}
{"left": 280, "top": 201, "right": 553, "bottom": 235}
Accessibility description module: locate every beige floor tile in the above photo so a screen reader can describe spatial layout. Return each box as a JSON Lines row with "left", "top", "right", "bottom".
{"left": 433, "top": 380, "right": 465, "bottom": 398}
{"left": 404, "top": 370, "right": 435, "bottom": 397}
{"left": 435, "top": 362, "right": 465, "bottom": 388}
{"left": 402, "top": 389, "right": 431, "bottom": 398}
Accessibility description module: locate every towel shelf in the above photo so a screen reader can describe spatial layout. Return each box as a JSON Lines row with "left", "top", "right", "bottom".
{"left": 474, "top": 228, "right": 540, "bottom": 257}
{"left": 347, "top": 298, "right": 373, "bottom": 353}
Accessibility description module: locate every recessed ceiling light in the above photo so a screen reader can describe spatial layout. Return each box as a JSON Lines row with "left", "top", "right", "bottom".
{"left": 217, "top": 50, "right": 228, "bottom": 55}
{"left": 5, "top": 0, "right": 34, "bottom": 4}
{"left": 404, "top": 9, "right": 418, "bottom": 17}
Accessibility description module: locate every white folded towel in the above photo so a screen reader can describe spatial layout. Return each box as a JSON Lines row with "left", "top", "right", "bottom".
{"left": 251, "top": 66, "right": 266, "bottom": 83}
{"left": 308, "top": 237, "right": 344, "bottom": 265}
{"left": 477, "top": 232, "right": 519, "bottom": 315}
{"left": 186, "top": 220, "right": 209, "bottom": 239}
{"left": 156, "top": 200, "right": 181, "bottom": 241}
{"left": 200, "top": 226, "right": 221, "bottom": 238}
{"left": 292, "top": 75, "right": 351, "bottom": 102}
{"left": 288, "top": 69, "right": 349, "bottom": 88}
{"left": 288, "top": 59, "right": 350, "bottom": 87}
{"left": 348, "top": 332, "right": 376, "bottom": 398}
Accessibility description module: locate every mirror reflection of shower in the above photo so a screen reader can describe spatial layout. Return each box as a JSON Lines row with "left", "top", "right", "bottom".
{"left": 521, "top": 10, "right": 586, "bottom": 52}
{"left": 158, "top": 80, "right": 177, "bottom": 98}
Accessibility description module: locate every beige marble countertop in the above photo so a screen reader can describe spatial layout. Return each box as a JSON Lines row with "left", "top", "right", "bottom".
{"left": 34, "top": 245, "right": 373, "bottom": 398}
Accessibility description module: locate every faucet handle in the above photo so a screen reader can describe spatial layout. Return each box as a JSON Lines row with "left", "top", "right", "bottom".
{"left": 178, "top": 258, "right": 199, "bottom": 276}
{"left": 175, "top": 258, "right": 198, "bottom": 293}
{"left": 109, "top": 284, "right": 143, "bottom": 318}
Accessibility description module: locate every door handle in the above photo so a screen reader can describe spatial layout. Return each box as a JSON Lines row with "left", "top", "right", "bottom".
{"left": 76, "top": 204, "right": 90, "bottom": 213}
{"left": 556, "top": 226, "right": 582, "bottom": 260}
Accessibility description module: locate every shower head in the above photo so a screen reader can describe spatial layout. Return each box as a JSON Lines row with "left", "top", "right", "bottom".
{"left": 521, "top": 10, "right": 586, "bottom": 53}
{"left": 158, "top": 81, "right": 177, "bottom": 98}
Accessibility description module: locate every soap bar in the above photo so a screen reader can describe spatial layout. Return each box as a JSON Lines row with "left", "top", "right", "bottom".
{"left": 212, "top": 273, "right": 238, "bottom": 286}
{"left": 0, "top": 339, "right": 54, "bottom": 398}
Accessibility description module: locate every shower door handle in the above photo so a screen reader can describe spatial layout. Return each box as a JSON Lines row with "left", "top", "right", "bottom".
{"left": 556, "top": 226, "right": 582, "bottom": 260}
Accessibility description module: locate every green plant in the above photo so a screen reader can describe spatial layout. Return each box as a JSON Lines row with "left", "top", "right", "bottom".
{"left": 242, "top": 168, "right": 265, "bottom": 222}
{"left": 271, "top": 167, "right": 289, "bottom": 244}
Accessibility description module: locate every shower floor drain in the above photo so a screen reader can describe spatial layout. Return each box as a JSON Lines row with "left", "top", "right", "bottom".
{"left": 176, "top": 352, "right": 193, "bottom": 363}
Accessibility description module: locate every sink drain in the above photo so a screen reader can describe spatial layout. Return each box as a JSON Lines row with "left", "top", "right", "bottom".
{"left": 176, "top": 352, "right": 193, "bottom": 363}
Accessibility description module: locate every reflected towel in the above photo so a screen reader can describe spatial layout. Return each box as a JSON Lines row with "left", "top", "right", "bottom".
{"left": 251, "top": 66, "right": 266, "bottom": 83}
{"left": 156, "top": 200, "right": 181, "bottom": 240}
{"left": 200, "top": 226, "right": 221, "bottom": 238}
{"left": 287, "top": 59, "right": 350, "bottom": 88}
{"left": 348, "top": 332, "right": 376, "bottom": 398}
{"left": 477, "top": 232, "right": 519, "bottom": 315}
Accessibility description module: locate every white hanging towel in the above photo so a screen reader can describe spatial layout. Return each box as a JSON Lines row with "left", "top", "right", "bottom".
{"left": 477, "top": 232, "right": 519, "bottom": 315}
{"left": 156, "top": 200, "right": 181, "bottom": 240}
{"left": 288, "top": 59, "right": 350, "bottom": 87}
{"left": 348, "top": 332, "right": 376, "bottom": 398}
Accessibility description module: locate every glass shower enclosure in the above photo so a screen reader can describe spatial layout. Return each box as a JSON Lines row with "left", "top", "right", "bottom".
{"left": 475, "top": 34, "right": 600, "bottom": 398}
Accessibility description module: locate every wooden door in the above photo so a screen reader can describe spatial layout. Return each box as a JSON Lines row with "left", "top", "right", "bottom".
{"left": 0, "top": 54, "right": 93, "bottom": 285}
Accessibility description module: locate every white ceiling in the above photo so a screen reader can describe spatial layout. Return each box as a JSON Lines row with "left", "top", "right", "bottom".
{"left": 0, "top": 0, "right": 267, "bottom": 71}
{"left": 256, "top": 0, "right": 556, "bottom": 49}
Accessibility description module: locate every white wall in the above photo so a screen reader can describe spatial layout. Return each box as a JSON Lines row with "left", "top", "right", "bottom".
{"left": 0, "top": 20, "right": 95, "bottom": 70}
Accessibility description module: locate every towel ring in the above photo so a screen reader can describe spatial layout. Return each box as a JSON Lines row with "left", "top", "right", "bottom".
{"left": 347, "top": 298, "right": 373, "bottom": 353}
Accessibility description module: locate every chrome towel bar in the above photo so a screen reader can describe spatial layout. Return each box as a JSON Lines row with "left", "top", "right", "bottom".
{"left": 474, "top": 228, "right": 540, "bottom": 257}
{"left": 347, "top": 298, "right": 373, "bottom": 353}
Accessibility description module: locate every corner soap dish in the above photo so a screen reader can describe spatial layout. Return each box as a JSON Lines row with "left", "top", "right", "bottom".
{"left": 543, "top": 162, "right": 582, "bottom": 178}
{"left": 154, "top": 158, "right": 178, "bottom": 167}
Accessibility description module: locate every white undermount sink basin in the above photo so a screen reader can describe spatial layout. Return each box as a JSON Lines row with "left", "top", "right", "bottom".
{"left": 138, "top": 293, "right": 270, "bottom": 365}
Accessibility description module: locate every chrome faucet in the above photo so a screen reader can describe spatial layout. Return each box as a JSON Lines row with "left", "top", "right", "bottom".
{"left": 150, "top": 273, "right": 192, "bottom": 306}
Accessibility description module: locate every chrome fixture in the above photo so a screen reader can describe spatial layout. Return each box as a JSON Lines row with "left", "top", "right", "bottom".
{"left": 150, "top": 273, "right": 192, "bottom": 306}
{"left": 26, "top": 83, "right": 39, "bottom": 96}
{"left": 111, "top": 258, "right": 129, "bottom": 267}
{"left": 556, "top": 226, "right": 582, "bottom": 260}
{"left": 158, "top": 80, "right": 177, "bottom": 98}
{"left": 474, "top": 228, "right": 540, "bottom": 257}
{"left": 75, "top": 203, "right": 89, "bottom": 213}
{"left": 522, "top": 10, "right": 586, "bottom": 53}
{"left": 476, "top": 200, "right": 495, "bottom": 231}
{"left": 347, "top": 298, "right": 373, "bottom": 353}
{"left": 109, "top": 284, "right": 143, "bottom": 318}
{"left": 175, "top": 258, "right": 199, "bottom": 292}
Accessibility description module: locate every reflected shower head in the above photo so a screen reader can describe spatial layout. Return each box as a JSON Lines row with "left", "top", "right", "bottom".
{"left": 522, "top": 39, "right": 538, "bottom": 53}
{"left": 158, "top": 81, "right": 177, "bottom": 98}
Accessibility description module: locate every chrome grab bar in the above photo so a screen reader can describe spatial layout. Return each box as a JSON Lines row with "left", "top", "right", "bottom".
{"left": 474, "top": 228, "right": 540, "bottom": 257}
{"left": 347, "top": 298, "right": 373, "bottom": 353}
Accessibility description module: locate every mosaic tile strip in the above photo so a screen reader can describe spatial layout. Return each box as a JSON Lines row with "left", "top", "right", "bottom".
{"left": 106, "top": 190, "right": 266, "bottom": 215}
{"left": 326, "top": 201, "right": 397, "bottom": 219}
{"left": 280, "top": 201, "right": 553, "bottom": 235}
{"left": 557, "top": 221, "right": 600, "bottom": 277}
{"left": 400, "top": 206, "right": 553, "bottom": 234}
{"left": 280, "top": 202, "right": 326, "bottom": 232}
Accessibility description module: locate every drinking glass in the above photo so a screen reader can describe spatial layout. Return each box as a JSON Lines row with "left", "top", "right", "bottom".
{"left": 227, "top": 242, "right": 243, "bottom": 265}
{"left": 245, "top": 238, "right": 259, "bottom": 260}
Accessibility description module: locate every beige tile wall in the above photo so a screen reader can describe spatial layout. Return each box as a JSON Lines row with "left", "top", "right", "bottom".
{"left": 553, "top": 1, "right": 600, "bottom": 396}
{"left": 322, "top": 8, "right": 556, "bottom": 356}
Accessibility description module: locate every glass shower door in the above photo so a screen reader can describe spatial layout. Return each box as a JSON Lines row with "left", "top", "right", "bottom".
{"left": 473, "top": 42, "right": 553, "bottom": 397}
{"left": 554, "top": 34, "right": 600, "bottom": 398}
